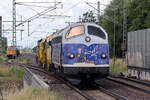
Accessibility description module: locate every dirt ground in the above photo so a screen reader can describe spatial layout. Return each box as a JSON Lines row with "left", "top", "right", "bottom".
{"left": 0, "top": 78, "right": 23, "bottom": 97}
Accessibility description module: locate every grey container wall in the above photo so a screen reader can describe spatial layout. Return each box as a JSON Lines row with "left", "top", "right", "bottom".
{"left": 127, "top": 29, "right": 150, "bottom": 69}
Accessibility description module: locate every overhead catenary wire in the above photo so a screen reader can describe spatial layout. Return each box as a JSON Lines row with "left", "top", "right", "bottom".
{"left": 16, "top": 2, "right": 60, "bottom": 4}
{"left": 17, "top": 3, "right": 53, "bottom": 8}
{"left": 18, "top": 20, "right": 52, "bottom": 41}
{"left": 15, "top": 1, "right": 72, "bottom": 44}
{"left": 16, "top": 2, "right": 61, "bottom": 27}
{"left": 15, "top": 0, "right": 113, "bottom": 48}
{"left": 61, "top": 0, "right": 83, "bottom": 15}
{"left": 7, "top": 1, "right": 60, "bottom": 47}
{"left": 16, "top": 8, "right": 56, "bottom": 27}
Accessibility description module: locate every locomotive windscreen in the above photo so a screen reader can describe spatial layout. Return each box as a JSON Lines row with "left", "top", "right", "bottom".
{"left": 88, "top": 26, "right": 106, "bottom": 39}
{"left": 66, "top": 25, "right": 84, "bottom": 39}
{"left": 8, "top": 47, "right": 15, "bottom": 51}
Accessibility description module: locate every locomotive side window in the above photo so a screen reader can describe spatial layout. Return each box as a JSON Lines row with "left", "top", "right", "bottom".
{"left": 66, "top": 25, "right": 84, "bottom": 39}
{"left": 88, "top": 26, "right": 106, "bottom": 39}
{"left": 52, "top": 36, "right": 62, "bottom": 44}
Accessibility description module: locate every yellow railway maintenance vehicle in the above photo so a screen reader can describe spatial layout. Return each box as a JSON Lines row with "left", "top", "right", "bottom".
{"left": 45, "top": 33, "right": 55, "bottom": 70}
{"left": 36, "top": 33, "right": 55, "bottom": 70}
{"left": 42, "top": 39, "right": 47, "bottom": 68}
{"left": 37, "top": 39, "right": 45, "bottom": 66}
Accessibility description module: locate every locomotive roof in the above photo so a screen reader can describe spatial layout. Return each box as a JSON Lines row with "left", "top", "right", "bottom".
{"left": 52, "top": 22, "right": 107, "bottom": 39}
{"left": 69, "top": 22, "right": 100, "bottom": 27}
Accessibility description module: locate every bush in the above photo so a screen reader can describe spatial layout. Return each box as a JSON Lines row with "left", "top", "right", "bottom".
{"left": 109, "top": 58, "right": 127, "bottom": 75}
{"left": 0, "top": 66, "right": 24, "bottom": 80}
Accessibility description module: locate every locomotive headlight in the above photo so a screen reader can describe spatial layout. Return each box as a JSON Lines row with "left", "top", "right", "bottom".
{"left": 85, "top": 36, "right": 91, "bottom": 42}
{"left": 101, "top": 54, "right": 107, "bottom": 59}
{"left": 69, "top": 53, "right": 75, "bottom": 59}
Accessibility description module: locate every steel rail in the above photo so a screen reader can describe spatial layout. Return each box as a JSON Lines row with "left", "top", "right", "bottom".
{"left": 24, "top": 64, "right": 129, "bottom": 100}
{"left": 118, "top": 76, "right": 150, "bottom": 87}
{"left": 26, "top": 65, "right": 128, "bottom": 100}
{"left": 24, "top": 64, "right": 96, "bottom": 100}
{"left": 5, "top": 61, "right": 133, "bottom": 100}
{"left": 107, "top": 77, "right": 150, "bottom": 94}
{"left": 97, "top": 86, "right": 128, "bottom": 100}
{"left": 63, "top": 82, "right": 97, "bottom": 100}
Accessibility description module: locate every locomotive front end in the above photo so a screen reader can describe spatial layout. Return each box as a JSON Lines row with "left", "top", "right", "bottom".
{"left": 62, "top": 23, "right": 109, "bottom": 80}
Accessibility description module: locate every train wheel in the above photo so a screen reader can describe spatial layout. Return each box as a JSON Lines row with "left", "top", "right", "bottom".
{"left": 43, "top": 64, "right": 47, "bottom": 69}
{"left": 49, "top": 63, "right": 56, "bottom": 72}
{"left": 36, "top": 56, "right": 38, "bottom": 63}
{"left": 38, "top": 62, "right": 42, "bottom": 66}
{"left": 80, "top": 76, "right": 95, "bottom": 85}
{"left": 47, "top": 64, "right": 50, "bottom": 71}
{"left": 7, "top": 56, "right": 10, "bottom": 59}
{"left": 13, "top": 55, "right": 16, "bottom": 59}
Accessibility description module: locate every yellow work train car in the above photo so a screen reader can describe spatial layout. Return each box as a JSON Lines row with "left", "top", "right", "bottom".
{"left": 36, "top": 40, "right": 40, "bottom": 64}
{"left": 45, "top": 33, "right": 55, "bottom": 70}
{"left": 36, "top": 39, "right": 41, "bottom": 64}
{"left": 37, "top": 39, "right": 45, "bottom": 66}
{"left": 42, "top": 38, "right": 48, "bottom": 68}
{"left": 36, "top": 33, "right": 55, "bottom": 70}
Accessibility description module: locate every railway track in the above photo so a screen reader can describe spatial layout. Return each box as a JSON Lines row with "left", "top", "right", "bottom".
{"left": 22, "top": 65, "right": 150, "bottom": 100}
{"left": 107, "top": 77, "right": 150, "bottom": 94}
{"left": 25, "top": 65, "right": 96, "bottom": 100}
{"left": 24, "top": 64, "right": 129, "bottom": 100}
{"left": 97, "top": 86, "right": 127, "bottom": 100}
{"left": 5, "top": 59, "right": 150, "bottom": 100}
{"left": 118, "top": 76, "right": 150, "bottom": 86}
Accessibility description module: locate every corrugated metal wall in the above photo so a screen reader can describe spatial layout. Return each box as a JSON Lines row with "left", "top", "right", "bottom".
{"left": 127, "top": 29, "right": 150, "bottom": 68}
{"left": 0, "top": 16, "right": 2, "bottom": 55}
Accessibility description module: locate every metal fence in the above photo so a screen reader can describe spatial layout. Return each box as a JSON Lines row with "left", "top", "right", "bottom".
{"left": 0, "top": 16, "right": 2, "bottom": 55}
{"left": 127, "top": 29, "right": 150, "bottom": 69}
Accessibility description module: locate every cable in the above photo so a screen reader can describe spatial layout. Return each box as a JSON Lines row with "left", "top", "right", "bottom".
{"left": 16, "top": 8, "right": 55, "bottom": 27}
{"left": 16, "top": 2, "right": 61, "bottom": 27}
{"left": 16, "top": 2, "right": 59, "bottom": 4}
{"left": 17, "top": 3, "right": 52, "bottom": 8}
{"left": 67, "top": 0, "right": 83, "bottom": 11}
{"left": 61, "top": 0, "right": 83, "bottom": 15}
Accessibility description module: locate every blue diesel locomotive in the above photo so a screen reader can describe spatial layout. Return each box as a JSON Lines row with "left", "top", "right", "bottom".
{"left": 51, "top": 23, "right": 109, "bottom": 81}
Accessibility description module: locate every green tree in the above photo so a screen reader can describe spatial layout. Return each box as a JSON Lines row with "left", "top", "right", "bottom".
{"left": 101, "top": 0, "right": 124, "bottom": 57}
{"left": 101, "top": 0, "right": 150, "bottom": 57}
{"left": 82, "top": 10, "right": 96, "bottom": 23}
{"left": 81, "top": 0, "right": 150, "bottom": 57}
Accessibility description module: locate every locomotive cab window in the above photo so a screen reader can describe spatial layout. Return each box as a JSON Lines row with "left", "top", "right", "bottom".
{"left": 8, "top": 47, "right": 15, "bottom": 51}
{"left": 66, "top": 25, "right": 84, "bottom": 39}
{"left": 88, "top": 26, "right": 106, "bottom": 39}
{"left": 52, "top": 36, "right": 62, "bottom": 44}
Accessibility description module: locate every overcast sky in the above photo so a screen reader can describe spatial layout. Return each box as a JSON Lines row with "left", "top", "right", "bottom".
{"left": 1, "top": 0, "right": 112, "bottom": 48}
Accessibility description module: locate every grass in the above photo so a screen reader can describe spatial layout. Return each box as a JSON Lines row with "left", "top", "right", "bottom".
{"left": 0, "top": 55, "right": 24, "bottom": 80}
{"left": 0, "top": 66, "right": 24, "bottom": 80}
{"left": 0, "top": 56, "right": 5, "bottom": 65}
{"left": 0, "top": 54, "right": 24, "bottom": 80}
{"left": 4, "top": 87, "right": 65, "bottom": 100}
{"left": 109, "top": 58, "right": 127, "bottom": 75}
{"left": 17, "top": 56, "right": 24, "bottom": 62}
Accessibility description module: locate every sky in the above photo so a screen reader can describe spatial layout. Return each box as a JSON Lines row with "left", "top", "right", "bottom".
{"left": 1, "top": 0, "right": 112, "bottom": 49}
